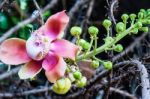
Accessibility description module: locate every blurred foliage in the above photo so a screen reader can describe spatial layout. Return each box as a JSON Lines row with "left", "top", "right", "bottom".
{"left": 0, "top": 0, "right": 51, "bottom": 40}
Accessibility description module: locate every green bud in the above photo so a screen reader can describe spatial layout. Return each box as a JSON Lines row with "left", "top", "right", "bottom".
{"left": 78, "top": 39, "right": 90, "bottom": 50}
{"left": 130, "top": 14, "right": 136, "bottom": 21}
{"left": 116, "top": 22, "right": 125, "bottom": 33}
{"left": 103, "top": 61, "right": 113, "bottom": 70}
{"left": 114, "top": 44, "right": 123, "bottom": 52}
{"left": 147, "top": 9, "right": 150, "bottom": 12}
{"left": 70, "top": 26, "right": 82, "bottom": 36}
{"left": 140, "top": 9, "right": 146, "bottom": 14}
{"left": 104, "top": 37, "right": 114, "bottom": 44}
{"left": 88, "top": 26, "right": 99, "bottom": 36}
{"left": 135, "top": 22, "right": 142, "bottom": 28}
{"left": 66, "top": 67, "right": 70, "bottom": 73}
{"left": 131, "top": 28, "right": 138, "bottom": 34}
{"left": 147, "top": 9, "right": 150, "bottom": 15}
{"left": 79, "top": 39, "right": 86, "bottom": 46}
{"left": 82, "top": 42, "right": 91, "bottom": 50}
{"left": 73, "top": 71, "right": 82, "bottom": 80}
{"left": 52, "top": 78, "right": 71, "bottom": 94}
{"left": 138, "top": 12, "right": 144, "bottom": 19}
{"left": 91, "top": 60, "right": 99, "bottom": 69}
{"left": 140, "top": 27, "right": 149, "bottom": 33}
{"left": 76, "top": 77, "right": 87, "bottom": 88}
{"left": 121, "top": 14, "right": 129, "bottom": 22}
{"left": 103, "top": 19, "right": 112, "bottom": 28}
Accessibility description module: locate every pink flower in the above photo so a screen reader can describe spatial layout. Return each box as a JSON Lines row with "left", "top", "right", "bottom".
{"left": 0, "top": 11, "right": 79, "bottom": 83}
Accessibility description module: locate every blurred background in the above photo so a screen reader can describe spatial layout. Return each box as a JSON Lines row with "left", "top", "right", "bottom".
{"left": 0, "top": 0, "right": 150, "bottom": 99}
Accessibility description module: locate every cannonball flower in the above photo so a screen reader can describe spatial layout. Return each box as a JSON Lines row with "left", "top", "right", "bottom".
{"left": 0, "top": 11, "right": 79, "bottom": 83}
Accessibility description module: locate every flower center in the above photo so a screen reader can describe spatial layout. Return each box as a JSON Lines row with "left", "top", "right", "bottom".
{"left": 26, "top": 32, "right": 51, "bottom": 60}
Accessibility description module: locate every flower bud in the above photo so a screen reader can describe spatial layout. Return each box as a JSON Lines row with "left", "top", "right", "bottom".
{"left": 147, "top": 9, "right": 150, "bottom": 12}
{"left": 147, "top": 9, "right": 150, "bottom": 15}
{"left": 114, "top": 44, "right": 123, "bottom": 52}
{"left": 70, "top": 26, "right": 82, "bottom": 36}
{"left": 129, "top": 14, "right": 136, "bottom": 21}
{"left": 78, "top": 39, "right": 90, "bottom": 50}
{"left": 140, "top": 9, "right": 146, "bottom": 13}
{"left": 116, "top": 22, "right": 125, "bottom": 33}
{"left": 82, "top": 42, "right": 91, "bottom": 50}
{"left": 103, "top": 61, "right": 113, "bottom": 70}
{"left": 79, "top": 39, "right": 86, "bottom": 46}
{"left": 140, "top": 27, "right": 149, "bottom": 33}
{"left": 52, "top": 78, "right": 71, "bottom": 94}
{"left": 102, "top": 19, "right": 112, "bottom": 29}
{"left": 73, "top": 71, "right": 82, "bottom": 80}
{"left": 121, "top": 14, "right": 129, "bottom": 22}
{"left": 138, "top": 12, "right": 144, "bottom": 19}
{"left": 104, "top": 37, "right": 114, "bottom": 44}
{"left": 76, "top": 77, "right": 87, "bottom": 88}
{"left": 88, "top": 26, "right": 99, "bottom": 36}
{"left": 131, "top": 28, "right": 138, "bottom": 34}
{"left": 135, "top": 22, "right": 142, "bottom": 28}
{"left": 91, "top": 60, "right": 99, "bottom": 69}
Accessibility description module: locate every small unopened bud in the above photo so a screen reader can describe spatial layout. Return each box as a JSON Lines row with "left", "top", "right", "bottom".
{"left": 82, "top": 42, "right": 90, "bottom": 50}
{"left": 103, "top": 61, "right": 113, "bottom": 70}
{"left": 129, "top": 14, "right": 136, "bottom": 21}
{"left": 138, "top": 12, "right": 144, "bottom": 19}
{"left": 121, "top": 14, "right": 129, "bottom": 22}
{"left": 88, "top": 26, "right": 99, "bottom": 36}
{"left": 140, "top": 9, "right": 146, "bottom": 13}
{"left": 104, "top": 37, "right": 114, "bottom": 44}
{"left": 103, "top": 19, "right": 112, "bottom": 29}
{"left": 76, "top": 77, "right": 87, "bottom": 88}
{"left": 114, "top": 44, "right": 123, "bottom": 52}
{"left": 140, "top": 27, "right": 149, "bottom": 33}
{"left": 73, "top": 71, "right": 82, "bottom": 80}
{"left": 78, "top": 39, "right": 90, "bottom": 50}
{"left": 135, "top": 22, "right": 142, "bottom": 28}
{"left": 131, "top": 28, "right": 138, "bottom": 34}
{"left": 91, "top": 60, "right": 99, "bottom": 69}
{"left": 116, "top": 22, "right": 125, "bottom": 33}
{"left": 70, "top": 26, "right": 82, "bottom": 36}
{"left": 79, "top": 39, "right": 86, "bottom": 46}
{"left": 52, "top": 78, "right": 71, "bottom": 94}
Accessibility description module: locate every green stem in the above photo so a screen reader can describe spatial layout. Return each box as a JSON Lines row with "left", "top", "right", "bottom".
{"left": 76, "top": 25, "right": 134, "bottom": 61}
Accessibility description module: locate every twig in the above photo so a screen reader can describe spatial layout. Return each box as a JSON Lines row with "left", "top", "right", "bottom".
{"left": 0, "top": 86, "right": 52, "bottom": 98}
{"left": 66, "top": 68, "right": 137, "bottom": 98}
{"left": 110, "top": 0, "right": 118, "bottom": 25}
{"left": 132, "top": 60, "right": 150, "bottom": 99}
{"left": 0, "top": 67, "right": 20, "bottom": 80}
{"left": 64, "top": 0, "right": 91, "bottom": 38}
{"left": 0, "top": 0, "right": 59, "bottom": 43}
{"left": 82, "top": 0, "right": 95, "bottom": 38}
{"left": 110, "top": 87, "right": 137, "bottom": 99}
{"left": 0, "top": 0, "right": 7, "bottom": 9}
{"left": 33, "top": 0, "right": 44, "bottom": 25}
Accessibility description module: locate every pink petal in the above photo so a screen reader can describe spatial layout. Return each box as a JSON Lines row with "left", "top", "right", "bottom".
{"left": 42, "top": 53, "right": 67, "bottom": 83}
{"left": 0, "top": 38, "right": 31, "bottom": 65}
{"left": 18, "top": 60, "right": 42, "bottom": 79}
{"left": 44, "top": 10, "right": 69, "bottom": 40}
{"left": 50, "top": 39, "right": 79, "bottom": 60}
